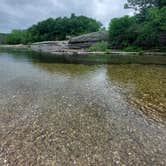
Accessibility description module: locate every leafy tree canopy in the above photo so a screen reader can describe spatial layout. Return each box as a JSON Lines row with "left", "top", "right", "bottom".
{"left": 109, "top": 2, "right": 166, "bottom": 49}
{"left": 6, "top": 14, "right": 102, "bottom": 44}
{"left": 124, "top": 0, "right": 166, "bottom": 11}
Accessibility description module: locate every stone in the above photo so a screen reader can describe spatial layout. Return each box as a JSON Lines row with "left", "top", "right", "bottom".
{"left": 30, "top": 41, "right": 69, "bottom": 52}
{"left": 68, "top": 31, "right": 109, "bottom": 49}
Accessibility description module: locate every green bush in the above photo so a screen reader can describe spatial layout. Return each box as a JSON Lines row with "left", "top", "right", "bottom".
{"left": 6, "top": 30, "right": 29, "bottom": 44}
{"left": 109, "top": 16, "right": 137, "bottom": 49}
{"left": 89, "top": 41, "right": 108, "bottom": 52}
{"left": 122, "top": 46, "right": 143, "bottom": 52}
{"left": 109, "top": 4, "right": 166, "bottom": 50}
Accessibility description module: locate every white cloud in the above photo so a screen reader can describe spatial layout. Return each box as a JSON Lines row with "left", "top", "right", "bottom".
{"left": 0, "top": 0, "right": 133, "bottom": 33}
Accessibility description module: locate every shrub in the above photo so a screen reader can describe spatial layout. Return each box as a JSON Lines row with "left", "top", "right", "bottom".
{"left": 109, "top": 6, "right": 166, "bottom": 49}
{"left": 109, "top": 16, "right": 137, "bottom": 49}
{"left": 89, "top": 41, "right": 108, "bottom": 52}
{"left": 122, "top": 46, "right": 143, "bottom": 52}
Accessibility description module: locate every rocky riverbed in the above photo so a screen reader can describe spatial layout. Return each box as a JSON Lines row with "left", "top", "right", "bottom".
{"left": 0, "top": 51, "right": 166, "bottom": 165}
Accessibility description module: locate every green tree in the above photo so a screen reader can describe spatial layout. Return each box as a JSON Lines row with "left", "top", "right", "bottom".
{"left": 6, "top": 30, "right": 28, "bottom": 44}
{"left": 0, "top": 33, "right": 7, "bottom": 44}
{"left": 109, "top": 16, "right": 137, "bottom": 48}
{"left": 124, "top": 0, "right": 165, "bottom": 11}
{"left": 6, "top": 14, "right": 102, "bottom": 44}
{"left": 124, "top": 0, "right": 166, "bottom": 21}
{"left": 108, "top": 0, "right": 166, "bottom": 50}
{"left": 136, "top": 7, "right": 166, "bottom": 48}
{"left": 27, "top": 14, "right": 102, "bottom": 43}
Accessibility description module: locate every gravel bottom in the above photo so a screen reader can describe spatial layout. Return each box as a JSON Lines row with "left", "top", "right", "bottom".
{"left": 0, "top": 52, "right": 166, "bottom": 165}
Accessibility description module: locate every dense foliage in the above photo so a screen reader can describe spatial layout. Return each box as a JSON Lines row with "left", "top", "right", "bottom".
{"left": 109, "top": 1, "right": 166, "bottom": 49}
{"left": 6, "top": 30, "right": 28, "bottom": 44}
{"left": 109, "top": 16, "right": 137, "bottom": 48}
{"left": 4, "top": 1, "right": 166, "bottom": 51}
{"left": 89, "top": 41, "right": 108, "bottom": 52}
{"left": 124, "top": 0, "right": 166, "bottom": 11}
{"left": 6, "top": 14, "right": 102, "bottom": 44}
{"left": 0, "top": 33, "right": 7, "bottom": 44}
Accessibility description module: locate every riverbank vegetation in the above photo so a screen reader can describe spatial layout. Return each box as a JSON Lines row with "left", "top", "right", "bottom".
{"left": 0, "top": 33, "right": 7, "bottom": 44}
{"left": 1, "top": 0, "right": 166, "bottom": 51}
{"left": 109, "top": 0, "right": 166, "bottom": 50}
{"left": 88, "top": 41, "right": 109, "bottom": 52}
{"left": 5, "top": 14, "right": 102, "bottom": 44}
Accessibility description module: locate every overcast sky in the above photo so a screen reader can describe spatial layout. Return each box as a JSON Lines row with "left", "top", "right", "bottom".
{"left": 0, "top": 0, "right": 133, "bottom": 33}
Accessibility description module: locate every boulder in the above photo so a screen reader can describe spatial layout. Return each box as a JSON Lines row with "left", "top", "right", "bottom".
{"left": 31, "top": 41, "right": 68, "bottom": 52}
{"left": 68, "top": 31, "right": 109, "bottom": 49}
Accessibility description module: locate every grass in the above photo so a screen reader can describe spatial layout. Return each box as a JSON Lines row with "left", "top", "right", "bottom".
{"left": 122, "top": 46, "right": 143, "bottom": 52}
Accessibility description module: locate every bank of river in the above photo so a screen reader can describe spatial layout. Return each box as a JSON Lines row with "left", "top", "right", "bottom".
{"left": 0, "top": 44, "right": 166, "bottom": 64}
{"left": 0, "top": 51, "right": 166, "bottom": 165}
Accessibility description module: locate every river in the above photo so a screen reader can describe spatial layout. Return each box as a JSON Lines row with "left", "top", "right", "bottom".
{"left": 0, "top": 51, "right": 166, "bottom": 165}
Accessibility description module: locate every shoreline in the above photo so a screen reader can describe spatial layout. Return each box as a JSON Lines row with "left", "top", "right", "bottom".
{"left": 0, "top": 44, "right": 166, "bottom": 64}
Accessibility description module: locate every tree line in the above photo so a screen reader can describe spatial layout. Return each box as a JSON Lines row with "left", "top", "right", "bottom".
{"left": 109, "top": 0, "right": 166, "bottom": 50}
{"left": 3, "top": 0, "right": 166, "bottom": 50}
{"left": 6, "top": 14, "right": 102, "bottom": 44}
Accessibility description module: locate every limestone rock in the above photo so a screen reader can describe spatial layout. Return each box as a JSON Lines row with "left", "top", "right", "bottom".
{"left": 31, "top": 41, "right": 69, "bottom": 52}
{"left": 68, "top": 31, "right": 109, "bottom": 49}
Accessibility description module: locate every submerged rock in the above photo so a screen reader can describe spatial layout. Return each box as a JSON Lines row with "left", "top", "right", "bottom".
{"left": 68, "top": 31, "right": 109, "bottom": 49}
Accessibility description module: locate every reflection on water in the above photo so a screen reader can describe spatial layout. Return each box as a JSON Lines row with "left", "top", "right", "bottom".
{"left": 0, "top": 51, "right": 166, "bottom": 165}
{"left": 33, "top": 62, "right": 98, "bottom": 76}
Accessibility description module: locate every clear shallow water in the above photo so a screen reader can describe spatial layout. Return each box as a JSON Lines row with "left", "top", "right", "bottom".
{"left": 0, "top": 51, "right": 166, "bottom": 165}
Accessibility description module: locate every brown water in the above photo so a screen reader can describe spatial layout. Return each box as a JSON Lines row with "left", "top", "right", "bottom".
{"left": 0, "top": 51, "right": 166, "bottom": 165}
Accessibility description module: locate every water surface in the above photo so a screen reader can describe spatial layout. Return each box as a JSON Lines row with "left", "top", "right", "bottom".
{"left": 0, "top": 51, "right": 166, "bottom": 165}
